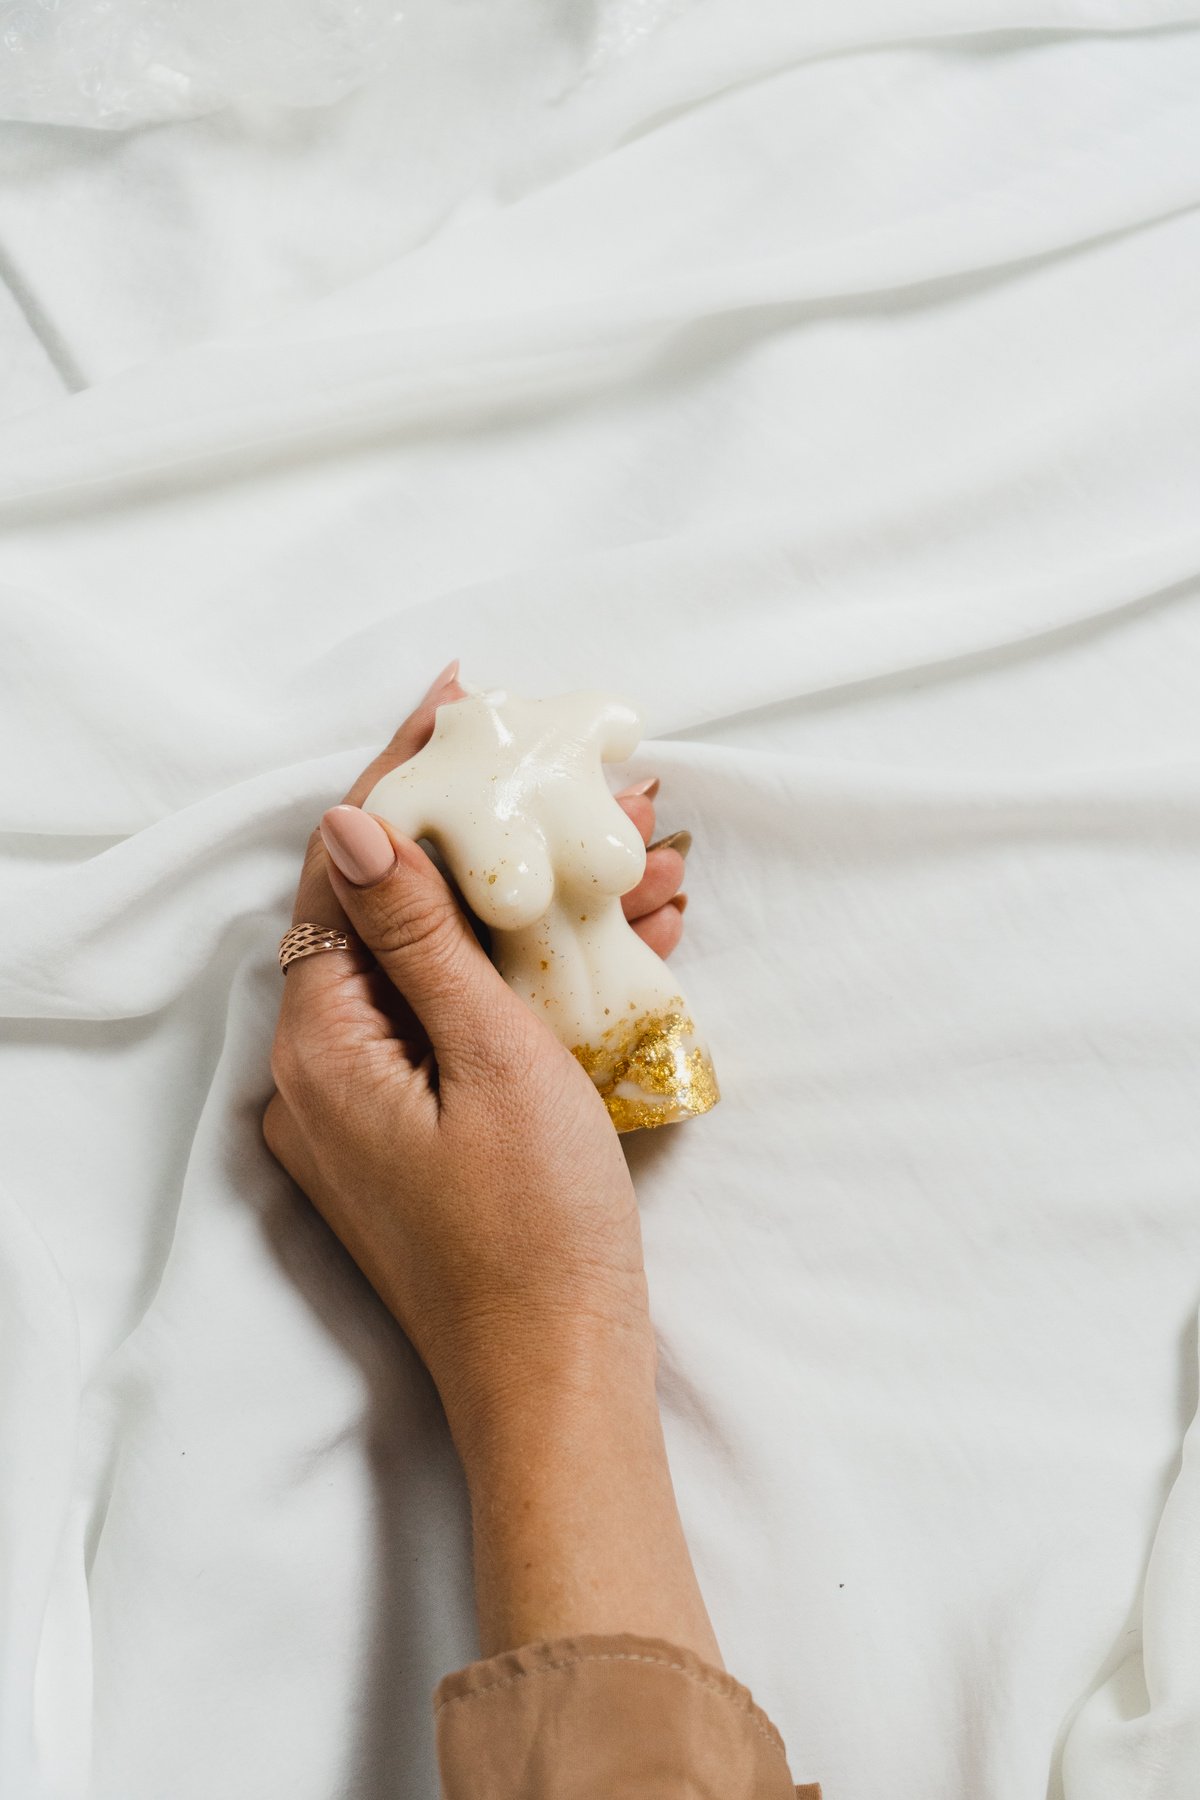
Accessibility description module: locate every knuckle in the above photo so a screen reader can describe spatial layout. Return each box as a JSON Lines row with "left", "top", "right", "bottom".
{"left": 261, "top": 1092, "right": 288, "bottom": 1157}
{"left": 269, "top": 1031, "right": 322, "bottom": 1106}
{"left": 271, "top": 1015, "right": 369, "bottom": 1122}
{"left": 268, "top": 1035, "right": 297, "bottom": 1095}
{"left": 373, "top": 886, "right": 462, "bottom": 964}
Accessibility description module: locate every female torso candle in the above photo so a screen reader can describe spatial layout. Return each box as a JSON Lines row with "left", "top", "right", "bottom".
{"left": 363, "top": 687, "right": 719, "bottom": 1131}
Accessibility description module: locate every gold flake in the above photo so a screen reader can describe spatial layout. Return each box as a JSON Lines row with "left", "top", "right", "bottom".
{"left": 571, "top": 1002, "right": 720, "bottom": 1134}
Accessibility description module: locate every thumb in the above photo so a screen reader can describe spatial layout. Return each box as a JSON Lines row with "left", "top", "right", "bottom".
{"left": 319, "top": 805, "right": 507, "bottom": 1056}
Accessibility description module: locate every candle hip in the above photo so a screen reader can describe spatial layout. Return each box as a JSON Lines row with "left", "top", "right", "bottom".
{"left": 363, "top": 688, "right": 719, "bottom": 1131}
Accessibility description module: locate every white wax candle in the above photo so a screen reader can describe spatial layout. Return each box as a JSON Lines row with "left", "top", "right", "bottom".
{"left": 363, "top": 687, "right": 719, "bottom": 1131}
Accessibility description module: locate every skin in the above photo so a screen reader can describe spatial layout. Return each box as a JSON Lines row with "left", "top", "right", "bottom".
{"left": 263, "top": 663, "right": 720, "bottom": 1666}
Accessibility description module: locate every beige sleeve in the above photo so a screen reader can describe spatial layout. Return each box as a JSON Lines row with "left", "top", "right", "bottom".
{"left": 434, "top": 1631, "right": 821, "bottom": 1800}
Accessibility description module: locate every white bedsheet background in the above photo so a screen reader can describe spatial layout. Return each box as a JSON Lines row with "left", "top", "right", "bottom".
{"left": 2, "top": 5, "right": 1200, "bottom": 1797}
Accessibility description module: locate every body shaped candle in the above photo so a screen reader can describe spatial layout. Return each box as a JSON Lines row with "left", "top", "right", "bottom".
{"left": 363, "top": 687, "right": 719, "bottom": 1131}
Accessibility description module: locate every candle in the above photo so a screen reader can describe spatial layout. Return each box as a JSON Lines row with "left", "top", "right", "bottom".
{"left": 363, "top": 686, "right": 719, "bottom": 1132}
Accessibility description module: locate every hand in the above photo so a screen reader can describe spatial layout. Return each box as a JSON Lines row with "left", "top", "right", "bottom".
{"left": 263, "top": 663, "right": 690, "bottom": 1451}
{"left": 264, "top": 661, "right": 719, "bottom": 1663}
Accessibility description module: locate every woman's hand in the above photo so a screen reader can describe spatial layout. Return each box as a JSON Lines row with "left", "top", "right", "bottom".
{"left": 262, "top": 663, "right": 690, "bottom": 1453}
{"left": 263, "top": 662, "right": 718, "bottom": 1663}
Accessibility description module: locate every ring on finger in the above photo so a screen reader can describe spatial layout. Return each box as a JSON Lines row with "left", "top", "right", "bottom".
{"left": 278, "top": 922, "right": 360, "bottom": 975}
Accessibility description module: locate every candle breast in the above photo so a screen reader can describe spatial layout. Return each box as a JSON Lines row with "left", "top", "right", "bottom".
{"left": 363, "top": 688, "right": 718, "bottom": 1131}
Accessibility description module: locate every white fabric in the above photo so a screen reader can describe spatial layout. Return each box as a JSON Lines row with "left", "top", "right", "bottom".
{"left": 0, "top": 0, "right": 409, "bottom": 130}
{"left": 3, "top": 6, "right": 1200, "bottom": 1797}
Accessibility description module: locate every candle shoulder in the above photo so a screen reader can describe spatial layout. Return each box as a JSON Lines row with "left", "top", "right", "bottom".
{"left": 363, "top": 689, "right": 647, "bottom": 930}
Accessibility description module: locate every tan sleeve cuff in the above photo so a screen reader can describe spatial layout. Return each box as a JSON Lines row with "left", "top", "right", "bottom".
{"left": 434, "top": 1631, "right": 819, "bottom": 1800}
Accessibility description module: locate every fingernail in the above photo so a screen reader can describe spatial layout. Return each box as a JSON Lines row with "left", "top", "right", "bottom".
{"left": 648, "top": 829, "right": 692, "bottom": 860}
{"left": 423, "top": 659, "right": 460, "bottom": 702}
{"left": 617, "top": 776, "right": 660, "bottom": 800}
{"left": 320, "top": 806, "right": 396, "bottom": 887}
{"left": 669, "top": 893, "right": 689, "bottom": 914}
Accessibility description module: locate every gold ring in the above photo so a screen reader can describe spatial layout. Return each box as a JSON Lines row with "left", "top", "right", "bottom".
{"left": 278, "top": 922, "right": 356, "bottom": 974}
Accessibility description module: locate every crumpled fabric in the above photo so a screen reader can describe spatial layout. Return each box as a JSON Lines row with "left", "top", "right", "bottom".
{"left": 0, "top": 0, "right": 408, "bottom": 128}
{"left": 2, "top": 6, "right": 1200, "bottom": 1798}
{"left": 0, "top": 0, "right": 695, "bottom": 130}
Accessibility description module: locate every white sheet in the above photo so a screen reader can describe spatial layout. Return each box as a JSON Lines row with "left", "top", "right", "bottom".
{"left": 3, "top": 6, "right": 1200, "bottom": 1797}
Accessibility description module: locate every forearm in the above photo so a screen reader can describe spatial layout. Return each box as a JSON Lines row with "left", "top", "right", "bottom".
{"left": 447, "top": 1313, "right": 722, "bottom": 1667}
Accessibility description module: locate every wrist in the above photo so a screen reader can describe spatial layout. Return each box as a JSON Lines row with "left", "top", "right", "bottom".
{"left": 441, "top": 1299, "right": 660, "bottom": 1490}
{"left": 445, "top": 1304, "right": 721, "bottom": 1665}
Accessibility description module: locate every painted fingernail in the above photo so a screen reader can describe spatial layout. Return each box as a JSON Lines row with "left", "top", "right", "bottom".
{"left": 320, "top": 806, "right": 396, "bottom": 887}
{"left": 423, "top": 659, "right": 460, "bottom": 702}
{"left": 618, "top": 776, "right": 660, "bottom": 800}
{"left": 648, "top": 829, "right": 692, "bottom": 860}
{"left": 669, "top": 893, "right": 689, "bottom": 914}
